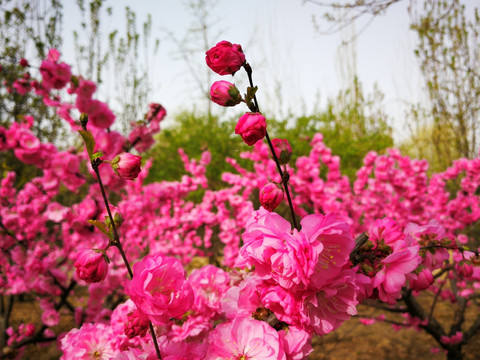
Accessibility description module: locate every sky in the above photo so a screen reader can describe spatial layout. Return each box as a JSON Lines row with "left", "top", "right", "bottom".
{"left": 61, "top": 0, "right": 425, "bottom": 141}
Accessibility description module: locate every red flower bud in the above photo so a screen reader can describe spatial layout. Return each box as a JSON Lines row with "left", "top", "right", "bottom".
{"left": 210, "top": 81, "right": 242, "bottom": 107}
{"left": 206, "top": 41, "right": 245, "bottom": 75}
{"left": 272, "top": 138, "right": 292, "bottom": 165}
{"left": 259, "top": 182, "right": 284, "bottom": 211}
{"left": 235, "top": 112, "right": 267, "bottom": 146}
{"left": 111, "top": 153, "right": 142, "bottom": 180}
{"left": 74, "top": 249, "right": 108, "bottom": 283}
{"left": 124, "top": 309, "right": 150, "bottom": 338}
{"left": 146, "top": 103, "right": 166, "bottom": 122}
{"left": 19, "top": 58, "right": 29, "bottom": 67}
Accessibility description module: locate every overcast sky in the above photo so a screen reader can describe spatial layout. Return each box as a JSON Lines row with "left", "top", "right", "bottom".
{"left": 61, "top": 0, "right": 425, "bottom": 140}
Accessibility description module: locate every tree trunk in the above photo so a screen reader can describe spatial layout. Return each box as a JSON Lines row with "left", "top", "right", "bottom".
{"left": 447, "top": 345, "right": 462, "bottom": 360}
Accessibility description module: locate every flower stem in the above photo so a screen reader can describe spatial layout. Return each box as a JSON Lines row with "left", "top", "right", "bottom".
{"left": 90, "top": 158, "right": 162, "bottom": 359}
{"left": 243, "top": 63, "right": 299, "bottom": 230}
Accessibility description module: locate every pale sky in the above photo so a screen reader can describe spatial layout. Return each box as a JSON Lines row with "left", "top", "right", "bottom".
{"left": 61, "top": 0, "right": 425, "bottom": 141}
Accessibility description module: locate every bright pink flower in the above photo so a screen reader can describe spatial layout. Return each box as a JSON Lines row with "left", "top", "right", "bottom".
{"left": 39, "top": 59, "right": 71, "bottom": 90}
{"left": 235, "top": 112, "right": 267, "bottom": 146}
{"left": 74, "top": 249, "right": 108, "bottom": 283}
{"left": 410, "top": 267, "right": 434, "bottom": 291}
{"left": 259, "top": 183, "right": 284, "bottom": 211}
{"left": 373, "top": 246, "right": 422, "bottom": 303}
{"left": 60, "top": 323, "right": 115, "bottom": 360}
{"left": 440, "top": 331, "right": 463, "bottom": 345}
{"left": 210, "top": 80, "right": 242, "bottom": 107}
{"left": 303, "top": 269, "right": 358, "bottom": 335}
{"left": 222, "top": 275, "right": 264, "bottom": 320}
{"left": 124, "top": 308, "right": 149, "bottom": 338}
{"left": 205, "top": 40, "right": 245, "bottom": 75}
{"left": 75, "top": 79, "right": 97, "bottom": 99}
{"left": 188, "top": 264, "right": 230, "bottom": 314}
{"left": 89, "top": 100, "right": 115, "bottom": 129}
{"left": 260, "top": 284, "right": 303, "bottom": 325}
{"left": 146, "top": 103, "right": 167, "bottom": 122}
{"left": 124, "top": 253, "right": 193, "bottom": 325}
{"left": 128, "top": 125, "right": 155, "bottom": 153}
{"left": 206, "top": 316, "right": 286, "bottom": 360}
{"left": 240, "top": 209, "right": 317, "bottom": 291}
{"left": 278, "top": 326, "right": 313, "bottom": 360}
{"left": 111, "top": 153, "right": 142, "bottom": 180}
{"left": 272, "top": 138, "right": 292, "bottom": 165}
{"left": 300, "top": 213, "right": 354, "bottom": 289}
{"left": 12, "top": 79, "right": 31, "bottom": 95}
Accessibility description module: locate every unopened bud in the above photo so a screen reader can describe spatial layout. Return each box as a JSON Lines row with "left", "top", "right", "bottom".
{"left": 210, "top": 80, "right": 242, "bottom": 107}
{"left": 111, "top": 153, "right": 142, "bottom": 180}
{"left": 272, "top": 138, "right": 292, "bottom": 165}
{"left": 259, "top": 182, "right": 284, "bottom": 211}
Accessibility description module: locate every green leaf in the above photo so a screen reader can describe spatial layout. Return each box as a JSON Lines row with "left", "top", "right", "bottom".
{"left": 78, "top": 130, "right": 96, "bottom": 159}
{"left": 245, "top": 86, "right": 258, "bottom": 107}
{"left": 87, "top": 220, "right": 114, "bottom": 240}
{"left": 91, "top": 152, "right": 103, "bottom": 160}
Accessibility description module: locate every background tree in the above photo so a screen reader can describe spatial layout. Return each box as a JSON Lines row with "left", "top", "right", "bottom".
{"left": 73, "top": 0, "right": 160, "bottom": 133}
{"left": 408, "top": 0, "right": 480, "bottom": 169}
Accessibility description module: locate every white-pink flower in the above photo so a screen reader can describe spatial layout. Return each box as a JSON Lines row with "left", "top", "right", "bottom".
{"left": 206, "top": 316, "right": 286, "bottom": 360}
{"left": 60, "top": 323, "right": 116, "bottom": 360}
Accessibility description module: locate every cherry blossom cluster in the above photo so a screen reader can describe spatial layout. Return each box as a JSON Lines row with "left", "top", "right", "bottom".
{"left": 0, "top": 42, "right": 479, "bottom": 360}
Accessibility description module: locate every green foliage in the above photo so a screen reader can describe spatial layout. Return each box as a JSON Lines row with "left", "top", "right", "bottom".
{"left": 73, "top": 2, "right": 159, "bottom": 134}
{"left": 0, "top": 0, "right": 67, "bottom": 144}
{"left": 270, "top": 77, "right": 393, "bottom": 181}
{"left": 145, "top": 111, "right": 252, "bottom": 190}
{"left": 146, "top": 77, "right": 392, "bottom": 188}
{"left": 409, "top": 0, "right": 480, "bottom": 167}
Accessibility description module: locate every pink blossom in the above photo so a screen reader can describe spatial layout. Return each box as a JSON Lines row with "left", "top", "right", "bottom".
{"left": 111, "top": 153, "right": 142, "bottom": 180}
{"left": 39, "top": 58, "right": 71, "bottom": 90}
{"left": 278, "top": 326, "right": 313, "bottom": 360}
{"left": 188, "top": 264, "right": 230, "bottom": 314}
{"left": 60, "top": 323, "right": 116, "bottom": 359}
{"left": 75, "top": 79, "right": 97, "bottom": 99}
{"left": 205, "top": 40, "right": 245, "bottom": 75}
{"left": 259, "top": 183, "right": 284, "bottom": 211}
{"left": 89, "top": 100, "right": 115, "bottom": 129}
{"left": 373, "top": 246, "right": 422, "bottom": 303}
{"left": 235, "top": 112, "right": 267, "bottom": 146}
{"left": 19, "top": 58, "right": 29, "bottom": 67}
{"left": 272, "top": 138, "right": 292, "bottom": 165}
{"left": 410, "top": 267, "right": 434, "bottom": 291}
{"left": 74, "top": 249, "right": 108, "bottom": 283}
{"left": 301, "top": 213, "right": 354, "bottom": 289}
{"left": 239, "top": 209, "right": 317, "bottom": 291}
{"left": 303, "top": 269, "right": 358, "bottom": 335}
{"left": 210, "top": 80, "right": 242, "bottom": 107}
{"left": 206, "top": 316, "right": 286, "bottom": 360}
{"left": 124, "top": 253, "right": 193, "bottom": 325}
{"left": 440, "top": 331, "right": 463, "bottom": 345}
{"left": 124, "top": 308, "right": 150, "bottom": 338}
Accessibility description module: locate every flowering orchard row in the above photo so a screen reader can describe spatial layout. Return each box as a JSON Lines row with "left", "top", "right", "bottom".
{"left": 0, "top": 42, "right": 479, "bottom": 360}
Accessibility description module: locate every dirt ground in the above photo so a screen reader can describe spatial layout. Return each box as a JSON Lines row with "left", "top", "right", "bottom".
{"left": 6, "top": 299, "right": 480, "bottom": 359}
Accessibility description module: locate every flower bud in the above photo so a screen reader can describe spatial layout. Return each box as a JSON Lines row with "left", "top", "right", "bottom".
{"left": 146, "top": 103, "right": 166, "bottom": 122}
{"left": 205, "top": 40, "right": 245, "bottom": 75}
{"left": 124, "top": 309, "right": 150, "bottom": 338}
{"left": 111, "top": 153, "right": 142, "bottom": 180}
{"left": 74, "top": 249, "right": 108, "bottom": 283}
{"left": 259, "top": 182, "right": 284, "bottom": 211}
{"left": 19, "top": 58, "right": 29, "bottom": 67}
{"left": 410, "top": 268, "right": 434, "bottom": 291}
{"left": 272, "top": 138, "right": 292, "bottom": 165}
{"left": 210, "top": 81, "right": 242, "bottom": 107}
{"left": 235, "top": 112, "right": 267, "bottom": 146}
